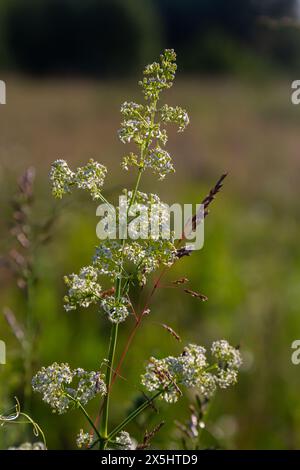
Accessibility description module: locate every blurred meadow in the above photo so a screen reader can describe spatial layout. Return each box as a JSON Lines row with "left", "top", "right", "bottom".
{"left": 1, "top": 0, "right": 300, "bottom": 450}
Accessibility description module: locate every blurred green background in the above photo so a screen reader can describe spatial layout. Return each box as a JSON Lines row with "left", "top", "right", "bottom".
{"left": 1, "top": 0, "right": 300, "bottom": 450}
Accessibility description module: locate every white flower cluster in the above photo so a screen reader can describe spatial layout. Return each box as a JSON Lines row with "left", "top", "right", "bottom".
{"left": 126, "top": 189, "right": 160, "bottom": 206}
{"left": 124, "top": 239, "right": 176, "bottom": 285}
{"left": 32, "top": 363, "right": 106, "bottom": 414}
{"left": 160, "top": 104, "right": 189, "bottom": 132}
{"left": 75, "top": 159, "right": 107, "bottom": 200}
{"left": 144, "top": 146, "right": 174, "bottom": 180}
{"left": 139, "top": 49, "right": 177, "bottom": 101}
{"left": 49, "top": 159, "right": 74, "bottom": 198}
{"left": 119, "top": 50, "right": 189, "bottom": 181}
{"left": 101, "top": 295, "right": 130, "bottom": 323}
{"left": 64, "top": 266, "right": 102, "bottom": 311}
{"left": 9, "top": 442, "right": 46, "bottom": 450}
{"left": 120, "top": 101, "right": 144, "bottom": 118}
{"left": 118, "top": 112, "right": 168, "bottom": 150}
{"left": 93, "top": 239, "right": 124, "bottom": 278}
{"left": 125, "top": 190, "right": 176, "bottom": 283}
{"left": 71, "top": 368, "right": 107, "bottom": 404}
{"left": 211, "top": 339, "right": 242, "bottom": 388}
{"left": 141, "top": 341, "right": 242, "bottom": 403}
{"left": 118, "top": 119, "right": 139, "bottom": 145}
{"left": 93, "top": 238, "right": 175, "bottom": 288}
{"left": 115, "top": 431, "right": 136, "bottom": 450}
{"left": 92, "top": 191, "right": 176, "bottom": 285}
{"left": 76, "top": 429, "right": 93, "bottom": 449}
{"left": 118, "top": 110, "right": 174, "bottom": 180}
{"left": 211, "top": 339, "right": 242, "bottom": 369}
{"left": 50, "top": 158, "right": 107, "bottom": 200}
{"left": 125, "top": 189, "right": 174, "bottom": 234}
{"left": 121, "top": 152, "right": 139, "bottom": 171}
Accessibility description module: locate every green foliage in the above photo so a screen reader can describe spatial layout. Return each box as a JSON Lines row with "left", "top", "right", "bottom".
{"left": 0, "top": 0, "right": 161, "bottom": 75}
{"left": 0, "top": 0, "right": 299, "bottom": 75}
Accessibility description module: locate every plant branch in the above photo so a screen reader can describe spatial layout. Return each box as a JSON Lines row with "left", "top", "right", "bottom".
{"left": 110, "top": 174, "right": 228, "bottom": 388}
{"left": 108, "top": 389, "right": 162, "bottom": 443}
{"left": 99, "top": 322, "right": 119, "bottom": 448}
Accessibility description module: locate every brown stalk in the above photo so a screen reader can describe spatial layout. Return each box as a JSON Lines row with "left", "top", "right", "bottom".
{"left": 136, "top": 421, "right": 165, "bottom": 449}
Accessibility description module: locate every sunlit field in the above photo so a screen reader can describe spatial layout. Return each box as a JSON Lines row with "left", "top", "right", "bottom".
{"left": 1, "top": 77, "right": 300, "bottom": 449}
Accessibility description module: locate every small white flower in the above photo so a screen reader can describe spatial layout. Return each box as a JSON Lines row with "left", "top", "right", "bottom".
{"left": 75, "top": 159, "right": 107, "bottom": 200}
{"left": 49, "top": 159, "right": 107, "bottom": 200}
{"left": 64, "top": 266, "right": 102, "bottom": 311}
{"left": 216, "top": 369, "right": 238, "bottom": 389}
{"left": 144, "top": 147, "right": 175, "bottom": 180}
{"left": 161, "top": 104, "right": 189, "bottom": 132}
{"left": 101, "top": 295, "right": 130, "bottom": 324}
{"left": 118, "top": 50, "right": 187, "bottom": 181}
{"left": 32, "top": 363, "right": 106, "bottom": 414}
{"left": 139, "top": 49, "right": 177, "bottom": 100}
{"left": 115, "top": 431, "right": 136, "bottom": 450}
{"left": 93, "top": 240, "right": 123, "bottom": 278}
{"left": 49, "top": 159, "right": 75, "bottom": 199}
{"left": 141, "top": 341, "right": 242, "bottom": 403}
{"left": 120, "top": 101, "right": 144, "bottom": 118}
{"left": 211, "top": 340, "right": 242, "bottom": 369}
{"left": 76, "top": 429, "right": 93, "bottom": 449}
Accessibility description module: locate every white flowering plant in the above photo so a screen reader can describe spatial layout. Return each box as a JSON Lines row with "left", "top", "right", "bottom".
{"left": 32, "top": 50, "right": 242, "bottom": 450}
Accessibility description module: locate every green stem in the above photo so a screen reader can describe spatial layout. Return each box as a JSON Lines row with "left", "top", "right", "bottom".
{"left": 108, "top": 390, "right": 162, "bottom": 441}
{"left": 98, "top": 102, "right": 156, "bottom": 447}
{"left": 98, "top": 193, "right": 114, "bottom": 210}
{"left": 130, "top": 168, "right": 143, "bottom": 207}
{"left": 99, "top": 166, "right": 144, "bottom": 448}
{"left": 99, "top": 321, "right": 119, "bottom": 448}
{"left": 77, "top": 402, "right": 102, "bottom": 442}
{"left": 66, "top": 393, "right": 102, "bottom": 443}
{"left": 93, "top": 390, "right": 163, "bottom": 448}
{"left": 19, "top": 411, "right": 47, "bottom": 448}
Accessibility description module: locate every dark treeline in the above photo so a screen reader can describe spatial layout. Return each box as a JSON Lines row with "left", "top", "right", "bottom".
{"left": 0, "top": 0, "right": 299, "bottom": 76}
